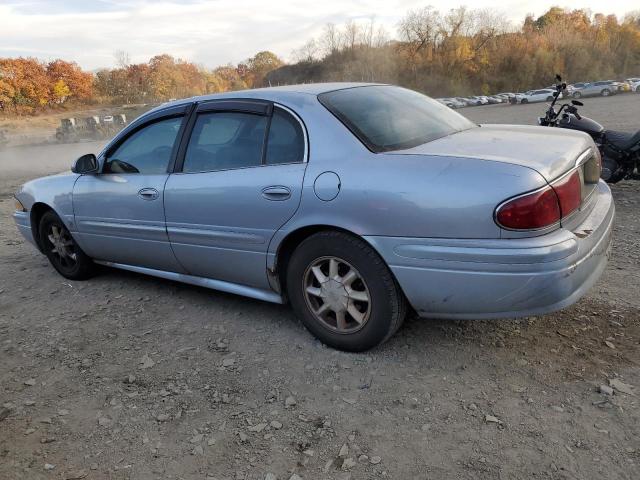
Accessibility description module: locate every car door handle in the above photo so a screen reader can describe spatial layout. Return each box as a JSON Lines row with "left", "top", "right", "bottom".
{"left": 261, "top": 186, "right": 291, "bottom": 201}
{"left": 138, "top": 188, "right": 159, "bottom": 201}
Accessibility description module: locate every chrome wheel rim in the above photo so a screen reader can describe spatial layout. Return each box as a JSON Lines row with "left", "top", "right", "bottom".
{"left": 47, "top": 224, "right": 77, "bottom": 268}
{"left": 302, "top": 256, "right": 371, "bottom": 333}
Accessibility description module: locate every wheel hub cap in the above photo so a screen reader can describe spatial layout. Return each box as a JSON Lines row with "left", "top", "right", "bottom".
{"left": 47, "top": 225, "right": 77, "bottom": 263}
{"left": 302, "top": 256, "right": 371, "bottom": 333}
{"left": 321, "top": 279, "right": 349, "bottom": 312}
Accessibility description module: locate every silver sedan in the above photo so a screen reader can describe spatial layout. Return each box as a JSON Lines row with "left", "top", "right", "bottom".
{"left": 13, "top": 83, "right": 614, "bottom": 351}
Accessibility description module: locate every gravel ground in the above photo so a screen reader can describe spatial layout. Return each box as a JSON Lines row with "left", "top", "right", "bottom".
{"left": 1, "top": 96, "right": 639, "bottom": 480}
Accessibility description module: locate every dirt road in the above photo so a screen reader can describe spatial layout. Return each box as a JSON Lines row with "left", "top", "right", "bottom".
{"left": 1, "top": 99, "right": 639, "bottom": 480}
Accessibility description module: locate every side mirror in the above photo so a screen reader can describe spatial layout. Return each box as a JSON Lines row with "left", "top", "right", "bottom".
{"left": 571, "top": 100, "right": 584, "bottom": 106}
{"left": 72, "top": 153, "right": 99, "bottom": 174}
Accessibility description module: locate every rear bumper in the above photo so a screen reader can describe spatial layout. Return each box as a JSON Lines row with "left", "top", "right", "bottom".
{"left": 365, "top": 180, "right": 614, "bottom": 319}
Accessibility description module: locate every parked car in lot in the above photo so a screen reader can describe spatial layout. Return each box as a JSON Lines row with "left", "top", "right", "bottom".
{"left": 470, "top": 95, "right": 489, "bottom": 105}
{"left": 485, "top": 95, "right": 503, "bottom": 104}
{"left": 454, "top": 97, "right": 478, "bottom": 107}
{"left": 496, "top": 93, "right": 518, "bottom": 104}
{"left": 626, "top": 78, "right": 640, "bottom": 92}
{"left": 12, "top": 83, "right": 614, "bottom": 351}
{"left": 568, "top": 82, "right": 589, "bottom": 91}
{"left": 517, "top": 89, "right": 559, "bottom": 103}
{"left": 436, "top": 98, "right": 462, "bottom": 109}
{"left": 617, "top": 81, "right": 632, "bottom": 93}
{"left": 447, "top": 97, "right": 467, "bottom": 108}
{"left": 571, "top": 80, "right": 621, "bottom": 98}
{"left": 438, "top": 97, "right": 466, "bottom": 109}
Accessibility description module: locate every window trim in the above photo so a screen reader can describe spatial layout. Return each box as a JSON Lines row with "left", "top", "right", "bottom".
{"left": 98, "top": 103, "right": 192, "bottom": 175}
{"left": 174, "top": 101, "right": 308, "bottom": 175}
{"left": 264, "top": 104, "right": 308, "bottom": 166}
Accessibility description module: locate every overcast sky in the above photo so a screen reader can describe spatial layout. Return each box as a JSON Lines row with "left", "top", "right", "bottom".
{"left": 0, "top": 0, "right": 637, "bottom": 70}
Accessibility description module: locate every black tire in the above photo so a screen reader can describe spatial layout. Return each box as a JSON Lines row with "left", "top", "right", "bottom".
{"left": 600, "top": 156, "right": 626, "bottom": 184}
{"left": 520, "top": 98, "right": 528, "bottom": 104}
{"left": 601, "top": 89, "right": 611, "bottom": 97}
{"left": 573, "top": 91, "right": 582, "bottom": 99}
{"left": 546, "top": 96, "right": 554, "bottom": 102}
{"left": 39, "top": 210, "right": 95, "bottom": 280}
{"left": 286, "top": 231, "right": 407, "bottom": 352}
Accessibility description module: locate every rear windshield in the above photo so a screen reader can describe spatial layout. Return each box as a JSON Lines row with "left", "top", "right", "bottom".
{"left": 318, "top": 85, "right": 476, "bottom": 153}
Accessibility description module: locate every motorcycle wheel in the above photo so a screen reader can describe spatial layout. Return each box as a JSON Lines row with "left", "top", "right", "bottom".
{"left": 601, "top": 156, "right": 626, "bottom": 183}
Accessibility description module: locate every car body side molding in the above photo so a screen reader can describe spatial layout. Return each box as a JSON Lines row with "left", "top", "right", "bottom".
{"left": 93, "top": 260, "right": 284, "bottom": 304}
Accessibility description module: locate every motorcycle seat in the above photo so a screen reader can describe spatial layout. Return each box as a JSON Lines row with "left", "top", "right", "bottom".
{"left": 606, "top": 129, "right": 640, "bottom": 150}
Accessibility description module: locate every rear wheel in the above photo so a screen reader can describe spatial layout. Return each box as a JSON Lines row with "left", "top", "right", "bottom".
{"left": 286, "top": 231, "right": 407, "bottom": 352}
{"left": 600, "top": 156, "right": 626, "bottom": 184}
{"left": 546, "top": 96, "right": 554, "bottom": 102}
{"left": 39, "top": 210, "right": 95, "bottom": 280}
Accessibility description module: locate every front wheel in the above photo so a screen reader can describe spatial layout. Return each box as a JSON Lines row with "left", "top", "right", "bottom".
{"left": 286, "top": 231, "right": 407, "bottom": 352}
{"left": 520, "top": 98, "right": 528, "bottom": 104}
{"left": 601, "top": 89, "right": 611, "bottom": 97}
{"left": 573, "top": 91, "right": 582, "bottom": 99}
{"left": 39, "top": 211, "right": 95, "bottom": 280}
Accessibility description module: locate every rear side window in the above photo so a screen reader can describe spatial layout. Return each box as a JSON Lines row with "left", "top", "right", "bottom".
{"left": 265, "top": 108, "right": 305, "bottom": 164}
{"left": 105, "top": 116, "right": 183, "bottom": 174}
{"left": 183, "top": 112, "right": 267, "bottom": 173}
{"left": 319, "top": 86, "right": 475, "bottom": 153}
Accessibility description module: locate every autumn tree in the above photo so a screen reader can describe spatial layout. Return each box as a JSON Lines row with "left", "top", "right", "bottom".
{"left": 0, "top": 58, "right": 50, "bottom": 112}
{"left": 46, "top": 59, "right": 93, "bottom": 100}
{"left": 239, "top": 51, "right": 284, "bottom": 87}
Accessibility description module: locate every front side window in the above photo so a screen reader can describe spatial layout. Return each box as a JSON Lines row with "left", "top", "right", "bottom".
{"left": 319, "top": 85, "right": 476, "bottom": 153}
{"left": 105, "top": 116, "right": 183, "bottom": 174}
{"left": 183, "top": 112, "right": 267, "bottom": 173}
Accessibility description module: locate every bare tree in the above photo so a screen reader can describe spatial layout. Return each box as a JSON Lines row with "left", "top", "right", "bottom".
{"left": 292, "top": 39, "right": 319, "bottom": 63}
{"left": 398, "top": 6, "right": 440, "bottom": 57}
{"left": 114, "top": 50, "right": 131, "bottom": 68}
{"left": 320, "top": 23, "right": 341, "bottom": 56}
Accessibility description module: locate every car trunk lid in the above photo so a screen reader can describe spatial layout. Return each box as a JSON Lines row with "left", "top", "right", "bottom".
{"left": 389, "top": 123, "right": 601, "bottom": 229}
{"left": 389, "top": 124, "right": 594, "bottom": 183}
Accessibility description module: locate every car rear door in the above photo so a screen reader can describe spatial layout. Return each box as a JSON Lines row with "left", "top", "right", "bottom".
{"left": 73, "top": 104, "right": 191, "bottom": 272}
{"left": 164, "top": 99, "right": 308, "bottom": 289}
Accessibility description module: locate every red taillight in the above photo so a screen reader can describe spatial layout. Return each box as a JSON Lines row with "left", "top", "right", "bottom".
{"left": 551, "top": 170, "right": 581, "bottom": 217}
{"left": 496, "top": 169, "right": 584, "bottom": 230}
{"left": 496, "top": 187, "right": 561, "bottom": 230}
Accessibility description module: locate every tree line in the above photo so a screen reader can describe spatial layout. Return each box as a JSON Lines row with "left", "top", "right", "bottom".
{"left": 0, "top": 51, "right": 283, "bottom": 115}
{"left": 1, "top": 6, "right": 639, "bottom": 115}
{"left": 272, "top": 6, "right": 640, "bottom": 96}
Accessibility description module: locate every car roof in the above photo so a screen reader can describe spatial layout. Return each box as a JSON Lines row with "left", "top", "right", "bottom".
{"left": 149, "top": 82, "right": 386, "bottom": 114}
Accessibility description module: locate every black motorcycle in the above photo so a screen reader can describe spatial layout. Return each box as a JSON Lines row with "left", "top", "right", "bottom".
{"left": 538, "top": 75, "right": 640, "bottom": 183}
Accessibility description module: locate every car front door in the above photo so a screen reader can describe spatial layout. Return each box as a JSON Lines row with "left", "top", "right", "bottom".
{"left": 164, "top": 99, "right": 308, "bottom": 289}
{"left": 73, "top": 104, "right": 190, "bottom": 272}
